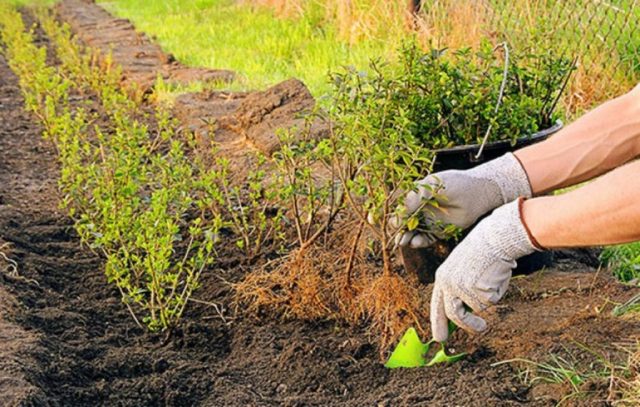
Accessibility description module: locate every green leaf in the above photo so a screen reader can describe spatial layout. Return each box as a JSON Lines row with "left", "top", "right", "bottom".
{"left": 406, "top": 216, "right": 420, "bottom": 231}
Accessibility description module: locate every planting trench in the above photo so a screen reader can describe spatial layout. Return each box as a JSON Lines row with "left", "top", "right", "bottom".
{"left": 1, "top": 2, "right": 639, "bottom": 405}
{"left": 56, "top": 0, "right": 329, "bottom": 171}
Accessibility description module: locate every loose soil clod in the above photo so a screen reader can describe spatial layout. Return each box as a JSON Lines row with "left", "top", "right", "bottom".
{"left": 55, "top": 0, "right": 326, "bottom": 168}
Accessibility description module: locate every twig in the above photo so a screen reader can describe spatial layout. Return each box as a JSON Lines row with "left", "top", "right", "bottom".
{"left": 0, "top": 244, "right": 40, "bottom": 286}
{"left": 115, "top": 284, "right": 143, "bottom": 329}
{"left": 188, "top": 297, "right": 232, "bottom": 325}
{"left": 475, "top": 42, "right": 510, "bottom": 160}
{"left": 345, "top": 220, "right": 365, "bottom": 286}
{"left": 0, "top": 246, "right": 19, "bottom": 277}
{"left": 542, "top": 56, "right": 577, "bottom": 121}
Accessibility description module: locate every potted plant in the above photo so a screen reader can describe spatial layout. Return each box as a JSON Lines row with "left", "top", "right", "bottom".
{"left": 330, "top": 41, "right": 574, "bottom": 283}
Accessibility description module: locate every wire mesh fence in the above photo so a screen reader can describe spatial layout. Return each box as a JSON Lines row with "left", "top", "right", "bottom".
{"left": 248, "top": 0, "right": 638, "bottom": 113}
{"left": 487, "top": 0, "right": 639, "bottom": 72}
{"left": 418, "top": 0, "right": 639, "bottom": 113}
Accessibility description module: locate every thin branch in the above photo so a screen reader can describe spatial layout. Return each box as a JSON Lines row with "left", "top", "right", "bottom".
{"left": 476, "top": 42, "right": 510, "bottom": 159}
{"left": 345, "top": 220, "right": 365, "bottom": 286}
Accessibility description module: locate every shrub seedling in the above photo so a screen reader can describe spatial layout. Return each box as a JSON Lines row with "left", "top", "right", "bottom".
{"left": 1, "top": 7, "right": 227, "bottom": 331}
{"left": 395, "top": 41, "right": 574, "bottom": 149}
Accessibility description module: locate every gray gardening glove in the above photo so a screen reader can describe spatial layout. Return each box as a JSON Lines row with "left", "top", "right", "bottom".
{"left": 397, "top": 153, "right": 532, "bottom": 248}
{"left": 430, "top": 199, "right": 541, "bottom": 342}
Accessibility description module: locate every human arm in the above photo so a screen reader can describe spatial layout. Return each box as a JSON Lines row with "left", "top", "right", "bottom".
{"left": 515, "top": 84, "right": 640, "bottom": 194}
{"left": 430, "top": 159, "right": 640, "bottom": 341}
{"left": 399, "top": 84, "right": 640, "bottom": 248}
{"left": 523, "top": 159, "right": 640, "bottom": 247}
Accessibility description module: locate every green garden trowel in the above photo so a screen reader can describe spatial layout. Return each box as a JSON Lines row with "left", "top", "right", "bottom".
{"left": 384, "top": 326, "right": 466, "bottom": 368}
{"left": 384, "top": 328, "right": 433, "bottom": 368}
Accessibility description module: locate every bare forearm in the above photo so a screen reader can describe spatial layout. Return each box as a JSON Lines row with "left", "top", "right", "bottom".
{"left": 515, "top": 86, "right": 640, "bottom": 194}
{"left": 523, "top": 159, "right": 640, "bottom": 248}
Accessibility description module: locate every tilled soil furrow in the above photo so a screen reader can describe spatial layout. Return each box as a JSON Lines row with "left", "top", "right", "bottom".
{"left": 0, "top": 13, "right": 231, "bottom": 406}
{"left": 55, "top": 0, "right": 234, "bottom": 92}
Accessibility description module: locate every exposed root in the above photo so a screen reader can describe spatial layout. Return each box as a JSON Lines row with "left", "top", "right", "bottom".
{"left": 234, "top": 261, "right": 293, "bottom": 317}
{"left": 234, "top": 247, "right": 334, "bottom": 321}
{"left": 234, "top": 222, "right": 432, "bottom": 359}
{"left": 357, "top": 272, "right": 429, "bottom": 358}
{"left": 0, "top": 242, "right": 18, "bottom": 277}
{"left": 330, "top": 264, "right": 368, "bottom": 325}
{"left": 0, "top": 242, "right": 39, "bottom": 287}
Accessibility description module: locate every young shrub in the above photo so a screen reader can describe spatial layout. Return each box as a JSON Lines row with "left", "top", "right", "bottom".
{"left": 217, "top": 153, "right": 285, "bottom": 261}
{"left": 234, "top": 115, "right": 344, "bottom": 320}
{"left": 104, "top": 178, "right": 223, "bottom": 330}
{"left": 56, "top": 108, "right": 96, "bottom": 221}
{"left": 0, "top": 6, "right": 72, "bottom": 136}
{"left": 328, "top": 60, "right": 435, "bottom": 275}
{"left": 82, "top": 111, "right": 226, "bottom": 330}
{"left": 395, "top": 42, "right": 574, "bottom": 148}
{"left": 1, "top": 9, "right": 226, "bottom": 332}
{"left": 327, "top": 60, "right": 437, "bottom": 351}
{"left": 235, "top": 55, "right": 443, "bottom": 351}
{"left": 37, "top": 8, "right": 140, "bottom": 116}
{"left": 273, "top": 118, "right": 346, "bottom": 248}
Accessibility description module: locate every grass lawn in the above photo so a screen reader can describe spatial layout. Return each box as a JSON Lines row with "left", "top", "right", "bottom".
{"left": 98, "top": 0, "right": 395, "bottom": 97}
{"left": 601, "top": 242, "right": 640, "bottom": 284}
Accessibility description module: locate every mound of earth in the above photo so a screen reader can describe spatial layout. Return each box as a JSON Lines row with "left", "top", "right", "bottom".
{"left": 56, "top": 0, "right": 234, "bottom": 92}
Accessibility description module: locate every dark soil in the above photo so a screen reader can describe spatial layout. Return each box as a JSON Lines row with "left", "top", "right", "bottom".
{"left": 1, "top": 4, "right": 639, "bottom": 407}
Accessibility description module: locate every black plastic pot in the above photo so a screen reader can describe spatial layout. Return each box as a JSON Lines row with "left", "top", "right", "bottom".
{"left": 432, "top": 120, "right": 564, "bottom": 171}
{"left": 405, "top": 120, "right": 564, "bottom": 284}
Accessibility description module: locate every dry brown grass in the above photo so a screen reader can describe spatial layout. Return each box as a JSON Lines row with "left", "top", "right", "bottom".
{"left": 415, "top": 0, "right": 490, "bottom": 50}
{"left": 615, "top": 342, "right": 640, "bottom": 405}
{"left": 324, "top": 0, "right": 410, "bottom": 45}
{"left": 562, "top": 54, "right": 637, "bottom": 116}
{"left": 234, "top": 219, "right": 430, "bottom": 358}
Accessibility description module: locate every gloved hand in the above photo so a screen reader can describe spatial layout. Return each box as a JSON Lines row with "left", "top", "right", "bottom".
{"left": 430, "top": 199, "right": 541, "bottom": 342}
{"left": 396, "top": 153, "right": 532, "bottom": 248}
